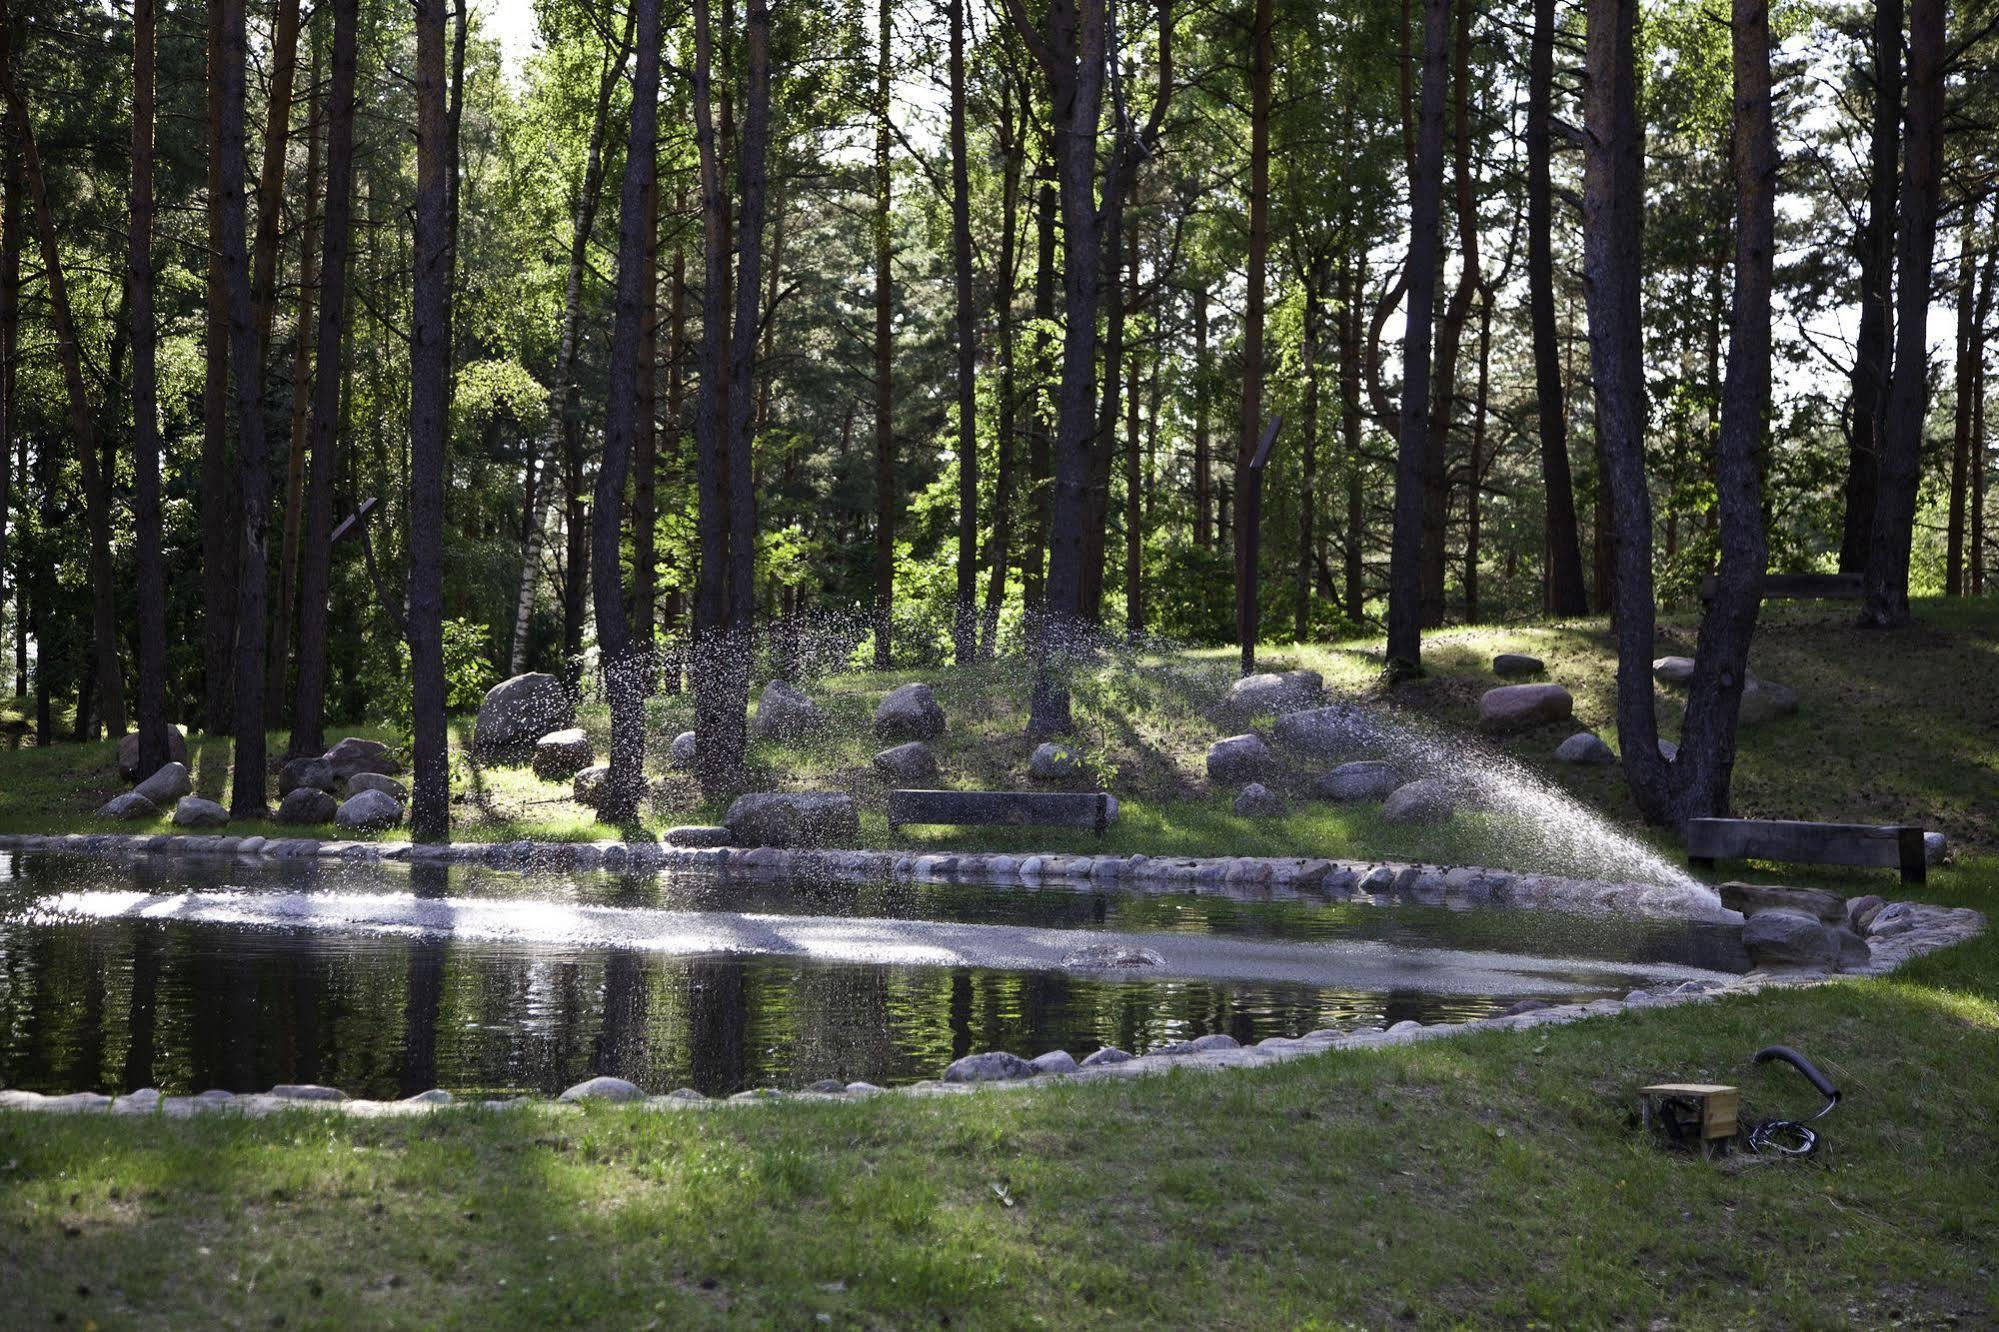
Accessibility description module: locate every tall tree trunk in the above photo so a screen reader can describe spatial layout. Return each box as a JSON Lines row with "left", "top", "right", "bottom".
{"left": 1339, "top": 248, "right": 1366, "bottom": 617}
{"left": 949, "top": 0, "right": 978, "bottom": 663}
{"left": 727, "top": 0, "right": 771, "bottom": 654}
{"left": 130, "top": 0, "right": 169, "bottom": 776}
{"left": 1236, "top": 0, "right": 1273, "bottom": 662}
{"left": 0, "top": 5, "right": 126, "bottom": 739}
{"left": 288, "top": 0, "right": 358, "bottom": 761}
{"left": 593, "top": 0, "right": 662, "bottom": 825}
{"left": 1861, "top": 0, "right": 1944, "bottom": 628}
{"left": 249, "top": 0, "right": 302, "bottom": 357}
{"left": 508, "top": 16, "right": 635, "bottom": 675}
{"left": 1528, "top": 0, "right": 1589, "bottom": 615}
{"left": 1023, "top": 174, "right": 1055, "bottom": 612}
{"left": 1193, "top": 282, "right": 1211, "bottom": 549}
{"left": 1465, "top": 287, "right": 1492, "bottom": 623}
{"left": 0, "top": 146, "right": 14, "bottom": 663}
{"left": 201, "top": 0, "right": 239, "bottom": 734}
{"left": 981, "top": 72, "right": 1027, "bottom": 655}
{"left": 1973, "top": 241, "right": 1994, "bottom": 597}
{"left": 408, "top": 0, "right": 451, "bottom": 838}
{"left": 872, "top": 0, "right": 895, "bottom": 668}
{"left": 632, "top": 171, "right": 659, "bottom": 677}
{"left": 1839, "top": 0, "right": 1902, "bottom": 572}
{"left": 1385, "top": 0, "right": 1451, "bottom": 676}
{"left": 269, "top": 38, "right": 323, "bottom": 727}
{"left": 1295, "top": 280, "right": 1321, "bottom": 640}
{"left": 1123, "top": 202, "right": 1144, "bottom": 639}
{"left": 660, "top": 180, "right": 688, "bottom": 692}
{"left": 1945, "top": 226, "right": 1977, "bottom": 595}
{"left": 218, "top": 0, "right": 272, "bottom": 814}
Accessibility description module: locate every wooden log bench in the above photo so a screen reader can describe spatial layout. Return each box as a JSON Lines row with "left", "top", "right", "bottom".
{"left": 1697, "top": 572, "right": 1863, "bottom": 602}
{"left": 1686, "top": 817, "right": 1927, "bottom": 884}
{"left": 887, "top": 789, "right": 1116, "bottom": 837}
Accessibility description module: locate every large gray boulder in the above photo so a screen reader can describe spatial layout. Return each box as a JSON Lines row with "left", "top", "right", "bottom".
{"left": 472, "top": 673, "right": 573, "bottom": 761}
{"left": 1028, "top": 741, "right": 1084, "bottom": 780}
{"left": 1224, "top": 669, "right": 1322, "bottom": 717}
{"left": 1233, "top": 783, "right": 1284, "bottom": 818}
{"left": 558, "top": 1076, "right": 643, "bottom": 1103}
{"left": 1206, "top": 733, "right": 1274, "bottom": 784}
{"left": 942, "top": 1051, "right": 1037, "bottom": 1083}
{"left": 133, "top": 761, "right": 193, "bottom": 806}
{"left": 322, "top": 736, "right": 402, "bottom": 780}
{"left": 668, "top": 731, "right": 698, "bottom": 769}
{"left": 346, "top": 772, "right": 408, "bottom": 801}
{"left": 872, "top": 740, "right": 939, "bottom": 785}
{"left": 1478, "top": 683, "right": 1573, "bottom": 731}
{"left": 98, "top": 792, "right": 158, "bottom": 821}
{"left": 1492, "top": 653, "right": 1544, "bottom": 677}
{"left": 1829, "top": 926, "right": 1872, "bottom": 972}
{"left": 571, "top": 764, "right": 611, "bottom": 807}
{"left": 532, "top": 728, "right": 594, "bottom": 781}
{"left": 334, "top": 788, "right": 402, "bottom": 831}
{"left": 1653, "top": 656, "right": 1697, "bottom": 686}
{"left": 1381, "top": 778, "right": 1455, "bottom": 825}
{"left": 1742, "top": 909, "right": 1836, "bottom": 969}
{"left": 117, "top": 726, "right": 188, "bottom": 782}
{"left": 752, "top": 681, "right": 822, "bottom": 742}
{"left": 172, "top": 796, "right": 229, "bottom": 829}
{"left": 279, "top": 755, "right": 337, "bottom": 794}
{"left": 873, "top": 682, "right": 946, "bottom": 741}
{"left": 1313, "top": 760, "right": 1401, "bottom": 803}
{"left": 1737, "top": 675, "right": 1798, "bottom": 725}
{"left": 1270, "top": 704, "right": 1384, "bottom": 759}
{"left": 1554, "top": 732, "right": 1618, "bottom": 765}
{"left": 276, "top": 787, "right": 338, "bottom": 825}
{"left": 724, "top": 792, "right": 860, "bottom": 848}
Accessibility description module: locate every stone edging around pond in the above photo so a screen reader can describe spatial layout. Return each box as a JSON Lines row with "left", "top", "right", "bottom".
{"left": 0, "top": 830, "right": 1738, "bottom": 923}
{"left": 0, "top": 829, "right": 1983, "bottom": 1119}
{"left": 0, "top": 896, "right": 1981, "bottom": 1121}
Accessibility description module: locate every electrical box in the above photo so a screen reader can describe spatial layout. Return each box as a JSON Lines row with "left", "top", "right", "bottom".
{"left": 1640, "top": 1082, "right": 1741, "bottom": 1149}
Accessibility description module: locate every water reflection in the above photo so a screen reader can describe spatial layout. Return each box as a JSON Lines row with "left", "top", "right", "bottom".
{"left": 0, "top": 851, "right": 1745, "bottom": 1099}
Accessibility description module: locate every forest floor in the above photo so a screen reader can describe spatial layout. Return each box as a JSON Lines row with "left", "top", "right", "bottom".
{"left": 1, "top": 596, "right": 1994, "bottom": 857}
{"left": 1, "top": 600, "right": 1996, "bottom": 1325}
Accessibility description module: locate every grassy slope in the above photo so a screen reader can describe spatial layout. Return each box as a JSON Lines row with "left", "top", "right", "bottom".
{"left": 1, "top": 601, "right": 1996, "bottom": 1326}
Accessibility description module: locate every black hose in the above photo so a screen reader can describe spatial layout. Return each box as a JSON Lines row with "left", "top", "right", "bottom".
{"left": 1747, "top": 1045, "right": 1840, "bottom": 1156}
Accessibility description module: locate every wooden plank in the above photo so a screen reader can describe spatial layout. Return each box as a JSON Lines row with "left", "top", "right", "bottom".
{"left": 887, "top": 789, "right": 1111, "bottom": 834}
{"left": 1685, "top": 817, "right": 1925, "bottom": 877}
{"left": 1697, "top": 571, "right": 1864, "bottom": 602}
{"left": 329, "top": 495, "right": 379, "bottom": 548}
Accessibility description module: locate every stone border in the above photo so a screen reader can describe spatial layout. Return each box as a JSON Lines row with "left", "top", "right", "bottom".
{"left": 0, "top": 831, "right": 1737, "bottom": 922}
{"left": 0, "top": 851, "right": 1980, "bottom": 1118}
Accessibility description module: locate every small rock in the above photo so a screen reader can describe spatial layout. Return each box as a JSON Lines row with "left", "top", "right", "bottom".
{"left": 112, "top": 1088, "right": 163, "bottom": 1114}
{"left": 752, "top": 681, "right": 822, "bottom": 742}
{"left": 473, "top": 674, "right": 574, "bottom": 761}
{"left": 1028, "top": 740, "right": 1084, "bottom": 780}
{"left": 571, "top": 764, "right": 610, "bottom": 807}
{"left": 279, "top": 755, "right": 338, "bottom": 795}
{"left": 1233, "top": 782, "right": 1284, "bottom": 818}
{"left": 117, "top": 725, "right": 189, "bottom": 781}
{"left": 1652, "top": 656, "right": 1697, "bottom": 686}
{"left": 1501, "top": 999, "right": 1552, "bottom": 1016}
{"left": 172, "top": 796, "right": 229, "bottom": 829}
{"left": 133, "top": 761, "right": 194, "bottom": 805}
{"left": 843, "top": 1082, "right": 882, "bottom": 1095}
{"left": 667, "top": 730, "right": 698, "bottom": 769}
{"left": 1224, "top": 670, "right": 1322, "bottom": 716}
{"left": 1657, "top": 738, "right": 1680, "bottom": 762}
{"left": 1478, "top": 683, "right": 1573, "bottom": 731}
{"left": 1381, "top": 778, "right": 1455, "bottom": 825}
{"left": 1079, "top": 1047, "right": 1134, "bottom": 1067}
{"left": 1313, "top": 760, "right": 1401, "bottom": 803}
{"left": 98, "top": 792, "right": 159, "bottom": 822}
{"left": 335, "top": 788, "right": 402, "bottom": 831}
{"left": 1492, "top": 653, "right": 1544, "bottom": 677}
{"left": 1206, "top": 733, "right": 1274, "bottom": 784}
{"left": 872, "top": 740, "right": 940, "bottom": 785}
{"left": 1269, "top": 704, "right": 1385, "bottom": 759}
{"left": 1554, "top": 732, "right": 1617, "bottom": 765}
{"left": 346, "top": 772, "right": 408, "bottom": 801}
{"left": 1742, "top": 909, "right": 1836, "bottom": 968}
{"left": 270, "top": 1084, "right": 345, "bottom": 1102}
{"left": 1864, "top": 901, "right": 1919, "bottom": 938}
{"left": 1387, "top": 1020, "right": 1423, "bottom": 1034}
{"left": 558, "top": 1076, "right": 644, "bottom": 1103}
{"left": 1736, "top": 675, "right": 1799, "bottom": 725}
{"left": 665, "top": 1088, "right": 707, "bottom": 1101}
{"left": 665, "top": 824, "right": 732, "bottom": 848}
{"left": 1029, "top": 1051, "right": 1079, "bottom": 1075}
{"left": 532, "top": 728, "right": 595, "bottom": 781}
{"left": 404, "top": 1089, "right": 454, "bottom": 1105}
{"left": 942, "top": 1051, "right": 1037, "bottom": 1083}
{"left": 1923, "top": 831, "right": 1948, "bottom": 866}
{"left": 322, "top": 736, "right": 404, "bottom": 780}
{"left": 1829, "top": 926, "right": 1872, "bottom": 971}
{"left": 805, "top": 1078, "right": 848, "bottom": 1094}
{"left": 276, "top": 787, "right": 338, "bottom": 825}
{"left": 1845, "top": 894, "right": 1887, "bottom": 934}
{"left": 874, "top": 682, "right": 947, "bottom": 741}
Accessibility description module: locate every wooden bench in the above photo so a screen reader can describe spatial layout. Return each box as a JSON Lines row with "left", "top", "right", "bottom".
{"left": 887, "top": 789, "right": 1116, "bottom": 837}
{"left": 1686, "top": 817, "right": 1927, "bottom": 884}
{"left": 1697, "top": 572, "right": 1863, "bottom": 602}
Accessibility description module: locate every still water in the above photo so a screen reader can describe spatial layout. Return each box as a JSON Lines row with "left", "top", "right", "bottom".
{"left": 0, "top": 852, "right": 1747, "bottom": 1098}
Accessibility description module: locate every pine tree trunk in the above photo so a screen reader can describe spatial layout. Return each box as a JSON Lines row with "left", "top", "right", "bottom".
{"left": 1839, "top": 0, "right": 1902, "bottom": 573}
{"left": 1236, "top": 0, "right": 1273, "bottom": 662}
{"left": 288, "top": 0, "right": 358, "bottom": 761}
{"left": 1465, "top": 290, "right": 1492, "bottom": 624}
{"left": 0, "top": 148, "right": 14, "bottom": 660}
{"left": 872, "top": 0, "right": 895, "bottom": 668}
{"left": 949, "top": 0, "right": 978, "bottom": 664}
{"left": 1023, "top": 174, "right": 1055, "bottom": 613}
{"left": 726, "top": 0, "right": 771, "bottom": 653}
{"left": 632, "top": 172, "right": 659, "bottom": 675}
{"left": 249, "top": 0, "right": 302, "bottom": 356}
{"left": 981, "top": 74, "right": 1027, "bottom": 656}
{"left": 1193, "top": 282, "right": 1211, "bottom": 550}
{"left": 131, "top": 0, "right": 170, "bottom": 776}
{"left": 408, "top": 0, "right": 451, "bottom": 839}
{"left": 1339, "top": 249, "right": 1366, "bottom": 618}
{"left": 201, "top": 0, "right": 239, "bottom": 734}
{"left": 1946, "top": 230, "right": 1977, "bottom": 596}
{"left": 1295, "top": 280, "right": 1321, "bottom": 641}
{"left": 1123, "top": 205, "right": 1144, "bottom": 640}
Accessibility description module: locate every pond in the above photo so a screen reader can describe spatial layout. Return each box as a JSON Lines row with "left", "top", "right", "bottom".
{"left": 0, "top": 851, "right": 1748, "bottom": 1098}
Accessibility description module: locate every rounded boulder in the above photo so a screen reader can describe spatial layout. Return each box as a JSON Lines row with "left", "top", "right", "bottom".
{"left": 873, "top": 681, "right": 947, "bottom": 741}
{"left": 1477, "top": 683, "right": 1573, "bottom": 732}
{"left": 473, "top": 673, "right": 574, "bottom": 762}
{"left": 532, "top": 728, "right": 595, "bottom": 781}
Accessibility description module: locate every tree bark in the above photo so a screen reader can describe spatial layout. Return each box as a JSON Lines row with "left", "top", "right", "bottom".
{"left": 1528, "top": 0, "right": 1589, "bottom": 615}
{"left": 593, "top": 0, "right": 662, "bottom": 825}
{"left": 408, "top": 0, "right": 451, "bottom": 839}
{"left": 1861, "top": 0, "right": 1944, "bottom": 628}
{"left": 1465, "top": 287, "right": 1492, "bottom": 623}
{"left": 1945, "top": 227, "right": 1977, "bottom": 595}
{"left": 981, "top": 68, "right": 1028, "bottom": 655}
{"left": 1339, "top": 247, "right": 1366, "bottom": 617}
{"left": 632, "top": 171, "right": 659, "bottom": 672}
{"left": 727, "top": 0, "right": 771, "bottom": 657}
{"left": 130, "top": 0, "right": 169, "bottom": 775}
{"left": 201, "top": 0, "right": 239, "bottom": 734}
{"left": 288, "top": 0, "right": 358, "bottom": 761}
{"left": 1295, "top": 279, "right": 1321, "bottom": 640}
{"left": 1193, "top": 282, "right": 1211, "bottom": 550}
{"left": 249, "top": 0, "right": 302, "bottom": 357}
{"left": 0, "top": 5, "right": 126, "bottom": 739}
{"left": 217, "top": 0, "right": 271, "bottom": 814}
{"left": 1123, "top": 198, "right": 1144, "bottom": 639}
{"left": 1839, "top": 0, "right": 1901, "bottom": 573}
{"left": 1385, "top": 0, "right": 1451, "bottom": 676}
{"left": 1236, "top": 0, "right": 1273, "bottom": 661}
{"left": 872, "top": 0, "right": 896, "bottom": 668}
{"left": 1022, "top": 173, "right": 1055, "bottom": 613}
{"left": 0, "top": 146, "right": 14, "bottom": 665}
{"left": 949, "top": 0, "right": 978, "bottom": 664}
{"left": 1973, "top": 240, "right": 1994, "bottom": 597}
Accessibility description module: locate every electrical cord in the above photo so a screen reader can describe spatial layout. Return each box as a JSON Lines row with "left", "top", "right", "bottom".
{"left": 1745, "top": 1045, "right": 1840, "bottom": 1156}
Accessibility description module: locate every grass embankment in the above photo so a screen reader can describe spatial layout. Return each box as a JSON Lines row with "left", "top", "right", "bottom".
{"left": 3, "top": 597, "right": 1996, "bottom": 859}
{"left": 2, "top": 861, "right": 1993, "bottom": 1327}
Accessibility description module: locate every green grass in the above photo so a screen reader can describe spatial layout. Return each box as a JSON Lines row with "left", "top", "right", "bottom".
{"left": 2, "top": 858, "right": 1992, "bottom": 1328}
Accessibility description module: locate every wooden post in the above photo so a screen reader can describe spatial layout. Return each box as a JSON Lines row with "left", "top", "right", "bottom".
{"left": 1239, "top": 415, "right": 1282, "bottom": 676}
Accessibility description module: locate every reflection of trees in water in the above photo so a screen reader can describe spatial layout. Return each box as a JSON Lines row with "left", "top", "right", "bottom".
{"left": 687, "top": 958, "right": 747, "bottom": 1093}
{"left": 399, "top": 862, "right": 448, "bottom": 1095}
